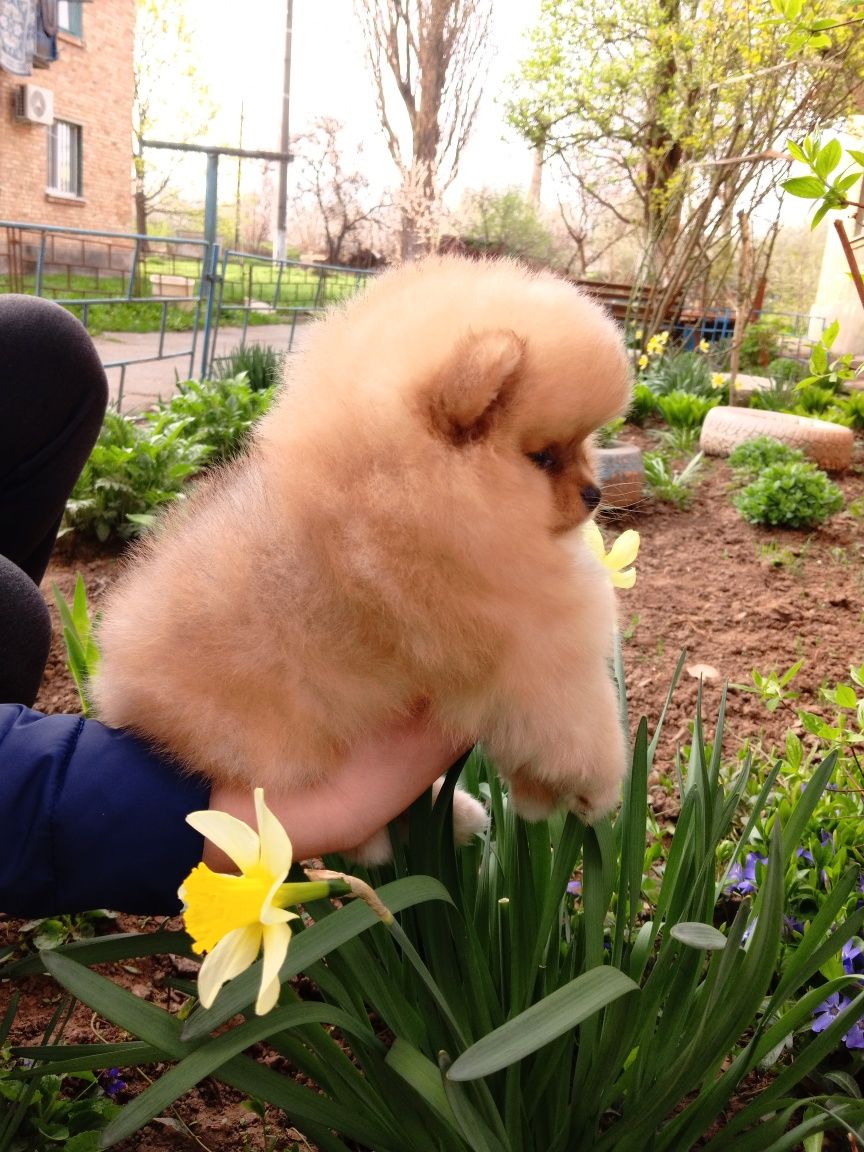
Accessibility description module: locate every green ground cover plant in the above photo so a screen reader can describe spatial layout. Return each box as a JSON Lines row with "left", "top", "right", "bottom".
{"left": 728, "top": 436, "right": 807, "bottom": 476}
{"left": 62, "top": 411, "right": 205, "bottom": 543}
{"left": 733, "top": 460, "right": 844, "bottom": 528}
{"left": 63, "top": 375, "right": 275, "bottom": 541}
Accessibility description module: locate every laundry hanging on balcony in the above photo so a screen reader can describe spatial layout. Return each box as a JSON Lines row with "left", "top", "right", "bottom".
{"left": 0, "top": 0, "right": 38, "bottom": 76}
{"left": 33, "top": 0, "right": 58, "bottom": 65}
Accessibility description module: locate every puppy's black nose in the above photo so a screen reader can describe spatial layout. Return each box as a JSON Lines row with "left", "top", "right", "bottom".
{"left": 581, "top": 485, "right": 602, "bottom": 511}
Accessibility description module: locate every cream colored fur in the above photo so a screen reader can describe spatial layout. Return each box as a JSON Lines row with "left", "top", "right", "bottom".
{"left": 91, "top": 255, "right": 633, "bottom": 850}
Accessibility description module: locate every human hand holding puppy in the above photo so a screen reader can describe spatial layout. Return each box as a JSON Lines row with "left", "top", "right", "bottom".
{"left": 91, "top": 256, "right": 633, "bottom": 856}
{"left": 205, "top": 714, "right": 473, "bottom": 871}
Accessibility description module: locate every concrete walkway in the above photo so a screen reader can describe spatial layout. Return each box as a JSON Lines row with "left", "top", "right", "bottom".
{"left": 92, "top": 320, "right": 312, "bottom": 413}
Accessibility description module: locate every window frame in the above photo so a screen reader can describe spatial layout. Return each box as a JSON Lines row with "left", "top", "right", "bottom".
{"left": 57, "top": 1, "right": 84, "bottom": 37}
{"left": 47, "top": 119, "right": 84, "bottom": 199}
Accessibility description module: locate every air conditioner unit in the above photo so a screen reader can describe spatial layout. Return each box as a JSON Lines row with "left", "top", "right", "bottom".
{"left": 16, "top": 84, "right": 54, "bottom": 126}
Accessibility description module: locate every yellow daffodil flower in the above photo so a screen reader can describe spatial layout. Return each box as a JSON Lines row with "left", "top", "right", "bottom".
{"left": 180, "top": 789, "right": 303, "bottom": 1015}
{"left": 711, "top": 372, "right": 726, "bottom": 389}
{"left": 638, "top": 353, "right": 649, "bottom": 370}
{"left": 583, "top": 521, "right": 640, "bottom": 589}
{"left": 698, "top": 339, "right": 711, "bottom": 354}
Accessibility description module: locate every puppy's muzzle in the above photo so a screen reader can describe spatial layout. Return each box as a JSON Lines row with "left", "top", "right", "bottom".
{"left": 581, "top": 484, "right": 602, "bottom": 511}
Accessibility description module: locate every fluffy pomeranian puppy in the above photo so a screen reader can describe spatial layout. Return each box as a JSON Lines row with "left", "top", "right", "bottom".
{"left": 91, "top": 255, "right": 632, "bottom": 859}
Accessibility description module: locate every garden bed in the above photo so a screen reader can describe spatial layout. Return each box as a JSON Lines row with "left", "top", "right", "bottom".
{"left": 3, "top": 427, "right": 863, "bottom": 1151}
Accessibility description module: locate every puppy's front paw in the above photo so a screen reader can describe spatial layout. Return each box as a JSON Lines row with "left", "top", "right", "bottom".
{"left": 433, "top": 780, "right": 489, "bottom": 845}
{"left": 504, "top": 708, "right": 628, "bottom": 824}
{"left": 508, "top": 762, "right": 624, "bottom": 824}
{"left": 345, "top": 826, "right": 394, "bottom": 866}
{"left": 344, "top": 783, "right": 488, "bottom": 864}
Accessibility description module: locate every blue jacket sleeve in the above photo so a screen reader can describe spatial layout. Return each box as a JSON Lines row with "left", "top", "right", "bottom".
{"left": 0, "top": 704, "right": 209, "bottom": 917}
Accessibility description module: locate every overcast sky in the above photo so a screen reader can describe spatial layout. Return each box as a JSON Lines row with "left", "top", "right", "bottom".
{"left": 181, "top": 0, "right": 541, "bottom": 203}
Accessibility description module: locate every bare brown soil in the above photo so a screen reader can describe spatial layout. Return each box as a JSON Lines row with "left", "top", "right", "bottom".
{"left": 2, "top": 429, "right": 863, "bottom": 1150}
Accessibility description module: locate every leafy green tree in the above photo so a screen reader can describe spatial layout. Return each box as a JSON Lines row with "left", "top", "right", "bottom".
{"left": 133, "top": 0, "right": 216, "bottom": 238}
{"left": 506, "top": 0, "right": 864, "bottom": 333}
{"left": 458, "top": 188, "right": 558, "bottom": 264}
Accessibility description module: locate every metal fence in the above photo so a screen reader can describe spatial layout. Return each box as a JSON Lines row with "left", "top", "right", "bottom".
{"left": 1, "top": 219, "right": 826, "bottom": 412}
{"left": 0, "top": 220, "right": 373, "bottom": 411}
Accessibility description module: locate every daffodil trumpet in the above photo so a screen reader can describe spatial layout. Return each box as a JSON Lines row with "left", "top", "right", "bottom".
{"left": 180, "top": 788, "right": 357, "bottom": 1015}
{"left": 178, "top": 789, "right": 398, "bottom": 1015}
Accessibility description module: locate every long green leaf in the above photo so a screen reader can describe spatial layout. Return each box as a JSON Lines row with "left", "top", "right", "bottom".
{"left": 182, "top": 875, "right": 452, "bottom": 1040}
{"left": 385, "top": 1039, "right": 464, "bottom": 1140}
{"left": 100, "top": 1003, "right": 391, "bottom": 1150}
{"left": 447, "top": 967, "right": 637, "bottom": 1080}
{"left": 1, "top": 930, "right": 193, "bottom": 980}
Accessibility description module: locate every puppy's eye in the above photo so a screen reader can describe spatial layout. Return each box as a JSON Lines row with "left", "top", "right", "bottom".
{"left": 527, "top": 449, "right": 558, "bottom": 472}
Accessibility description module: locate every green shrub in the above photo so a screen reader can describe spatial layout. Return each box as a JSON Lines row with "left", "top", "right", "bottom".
{"left": 747, "top": 379, "right": 800, "bottom": 412}
{"left": 766, "top": 357, "right": 809, "bottom": 385}
{"left": 63, "top": 411, "right": 205, "bottom": 542}
{"left": 728, "top": 436, "right": 806, "bottom": 476}
{"left": 148, "top": 375, "right": 275, "bottom": 465}
{"left": 655, "top": 390, "right": 720, "bottom": 429}
{"left": 837, "top": 390, "right": 864, "bottom": 431}
{"left": 737, "top": 318, "right": 787, "bottom": 373}
{"left": 794, "top": 383, "right": 836, "bottom": 414}
{"left": 643, "top": 450, "right": 704, "bottom": 508}
{"left": 644, "top": 349, "right": 715, "bottom": 396}
{"left": 596, "top": 417, "right": 626, "bottom": 447}
{"left": 211, "top": 343, "right": 285, "bottom": 392}
{"left": 656, "top": 425, "right": 701, "bottom": 457}
{"left": 627, "top": 381, "right": 659, "bottom": 425}
{"left": 734, "top": 460, "right": 844, "bottom": 528}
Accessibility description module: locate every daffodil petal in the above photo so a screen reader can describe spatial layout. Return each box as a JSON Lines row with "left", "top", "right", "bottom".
{"left": 255, "top": 921, "right": 294, "bottom": 1015}
{"left": 606, "top": 529, "right": 641, "bottom": 570}
{"left": 185, "top": 809, "right": 261, "bottom": 874}
{"left": 197, "top": 924, "right": 262, "bottom": 1008}
{"left": 612, "top": 567, "right": 637, "bottom": 589}
{"left": 254, "top": 789, "right": 293, "bottom": 879}
{"left": 582, "top": 519, "right": 606, "bottom": 562}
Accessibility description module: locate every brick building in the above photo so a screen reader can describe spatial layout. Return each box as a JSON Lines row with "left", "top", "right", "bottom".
{"left": 0, "top": 0, "right": 135, "bottom": 231}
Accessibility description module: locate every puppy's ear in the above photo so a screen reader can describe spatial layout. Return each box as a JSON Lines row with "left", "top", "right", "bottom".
{"left": 427, "top": 328, "right": 524, "bottom": 444}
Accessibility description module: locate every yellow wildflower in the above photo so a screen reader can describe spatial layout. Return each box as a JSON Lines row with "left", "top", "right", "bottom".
{"left": 638, "top": 354, "right": 649, "bottom": 370}
{"left": 698, "top": 339, "right": 710, "bottom": 354}
{"left": 583, "top": 521, "right": 640, "bottom": 589}
{"left": 711, "top": 372, "right": 726, "bottom": 390}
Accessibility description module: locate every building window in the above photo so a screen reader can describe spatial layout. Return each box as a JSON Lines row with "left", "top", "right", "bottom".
{"left": 48, "top": 120, "right": 83, "bottom": 197}
{"left": 57, "top": 1, "right": 83, "bottom": 36}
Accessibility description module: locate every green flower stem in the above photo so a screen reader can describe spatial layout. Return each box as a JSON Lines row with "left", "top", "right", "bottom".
{"left": 277, "top": 880, "right": 353, "bottom": 906}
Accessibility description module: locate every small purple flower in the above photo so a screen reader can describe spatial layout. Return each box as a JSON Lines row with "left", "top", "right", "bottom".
{"left": 796, "top": 847, "right": 815, "bottom": 866}
{"left": 819, "top": 829, "right": 833, "bottom": 849}
{"left": 566, "top": 879, "right": 581, "bottom": 895}
{"left": 812, "top": 992, "right": 864, "bottom": 1050}
{"left": 100, "top": 1067, "right": 126, "bottom": 1099}
{"left": 812, "top": 991, "right": 846, "bottom": 1033}
{"left": 725, "top": 852, "right": 767, "bottom": 896}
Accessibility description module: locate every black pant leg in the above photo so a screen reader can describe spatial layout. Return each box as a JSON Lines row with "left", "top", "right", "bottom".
{"left": 0, "top": 554, "right": 52, "bottom": 706}
{"left": 0, "top": 294, "right": 108, "bottom": 584}
{"left": 0, "top": 295, "right": 108, "bottom": 703}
